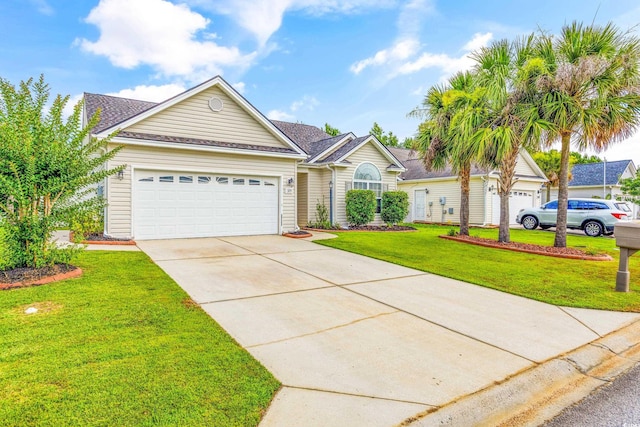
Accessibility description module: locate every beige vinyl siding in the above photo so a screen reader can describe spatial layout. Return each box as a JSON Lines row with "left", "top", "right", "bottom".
{"left": 335, "top": 143, "right": 398, "bottom": 226}
{"left": 399, "top": 177, "right": 488, "bottom": 225}
{"left": 514, "top": 153, "right": 540, "bottom": 176}
{"left": 126, "top": 86, "right": 289, "bottom": 150}
{"left": 296, "top": 171, "right": 309, "bottom": 225}
{"left": 304, "top": 168, "right": 330, "bottom": 225}
{"left": 105, "top": 144, "right": 297, "bottom": 238}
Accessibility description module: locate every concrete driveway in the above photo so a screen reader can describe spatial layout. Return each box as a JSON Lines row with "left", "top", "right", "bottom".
{"left": 137, "top": 234, "right": 640, "bottom": 427}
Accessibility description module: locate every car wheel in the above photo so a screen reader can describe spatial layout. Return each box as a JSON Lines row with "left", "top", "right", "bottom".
{"left": 583, "top": 221, "right": 603, "bottom": 237}
{"left": 521, "top": 215, "right": 538, "bottom": 230}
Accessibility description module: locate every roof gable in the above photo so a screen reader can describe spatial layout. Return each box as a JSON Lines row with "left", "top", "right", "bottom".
{"left": 89, "top": 76, "right": 305, "bottom": 157}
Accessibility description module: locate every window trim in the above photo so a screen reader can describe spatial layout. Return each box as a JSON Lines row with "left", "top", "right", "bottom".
{"left": 353, "top": 162, "right": 383, "bottom": 214}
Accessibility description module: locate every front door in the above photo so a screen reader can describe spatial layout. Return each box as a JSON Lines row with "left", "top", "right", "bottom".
{"left": 414, "top": 190, "right": 426, "bottom": 221}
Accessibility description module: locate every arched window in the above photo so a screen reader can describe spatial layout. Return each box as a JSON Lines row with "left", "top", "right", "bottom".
{"left": 353, "top": 163, "right": 383, "bottom": 213}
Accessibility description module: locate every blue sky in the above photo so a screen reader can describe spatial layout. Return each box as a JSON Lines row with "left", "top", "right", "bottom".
{"left": 2, "top": 0, "right": 640, "bottom": 162}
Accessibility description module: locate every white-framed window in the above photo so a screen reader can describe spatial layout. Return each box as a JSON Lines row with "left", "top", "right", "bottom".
{"left": 353, "top": 162, "right": 383, "bottom": 213}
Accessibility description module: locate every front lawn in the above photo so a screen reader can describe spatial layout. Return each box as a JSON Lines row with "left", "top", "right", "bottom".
{"left": 0, "top": 251, "right": 279, "bottom": 426}
{"left": 316, "top": 224, "right": 640, "bottom": 312}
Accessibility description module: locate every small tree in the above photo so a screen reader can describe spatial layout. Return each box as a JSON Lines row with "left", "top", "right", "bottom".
{"left": 323, "top": 123, "right": 341, "bottom": 136}
{"left": 381, "top": 191, "right": 409, "bottom": 225}
{"left": 345, "top": 189, "right": 376, "bottom": 226}
{"left": 621, "top": 172, "right": 640, "bottom": 205}
{"left": 0, "top": 75, "right": 123, "bottom": 268}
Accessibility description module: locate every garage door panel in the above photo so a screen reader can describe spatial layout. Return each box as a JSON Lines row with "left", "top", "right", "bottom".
{"left": 134, "top": 170, "right": 279, "bottom": 239}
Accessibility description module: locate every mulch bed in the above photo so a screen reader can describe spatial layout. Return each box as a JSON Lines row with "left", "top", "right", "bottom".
{"left": 0, "top": 264, "right": 83, "bottom": 290}
{"left": 283, "top": 230, "right": 313, "bottom": 238}
{"left": 72, "top": 232, "right": 136, "bottom": 245}
{"left": 304, "top": 225, "right": 417, "bottom": 232}
{"left": 441, "top": 234, "right": 613, "bottom": 261}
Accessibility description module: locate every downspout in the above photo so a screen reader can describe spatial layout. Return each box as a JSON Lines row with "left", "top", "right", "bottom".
{"left": 480, "top": 175, "right": 488, "bottom": 226}
{"left": 325, "top": 164, "right": 335, "bottom": 225}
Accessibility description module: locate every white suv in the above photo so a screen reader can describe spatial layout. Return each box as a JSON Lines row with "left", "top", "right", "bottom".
{"left": 515, "top": 198, "right": 633, "bottom": 237}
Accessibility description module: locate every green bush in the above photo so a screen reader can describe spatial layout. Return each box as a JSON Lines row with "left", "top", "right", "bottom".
{"left": 308, "top": 196, "right": 331, "bottom": 229}
{"left": 381, "top": 191, "right": 409, "bottom": 226}
{"left": 346, "top": 189, "right": 376, "bottom": 226}
{"left": 70, "top": 208, "right": 104, "bottom": 242}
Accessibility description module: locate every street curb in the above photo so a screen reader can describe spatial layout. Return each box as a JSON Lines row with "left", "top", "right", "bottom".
{"left": 401, "top": 318, "right": 640, "bottom": 426}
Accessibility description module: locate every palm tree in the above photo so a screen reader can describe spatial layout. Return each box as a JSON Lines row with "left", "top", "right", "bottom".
{"left": 526, "top": 22, "right": 640, "bottom": 247}
{"left": 468, "top": 36, "right": 548, "bottom": 243}
{"left": 410, "top": 71, "right": 484, "bottom": 236}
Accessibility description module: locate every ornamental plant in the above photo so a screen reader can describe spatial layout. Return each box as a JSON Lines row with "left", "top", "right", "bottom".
{"left": 381, "top": 191, "right": 409, "bottom": 226}
{"left": 0, "top": 75, "right": 123, "bottom": 268}
{"left": 345, "top": 189, "right": 376, "bottom": 226}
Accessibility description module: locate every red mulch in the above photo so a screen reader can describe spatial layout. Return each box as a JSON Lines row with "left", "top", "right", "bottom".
{"left": 304, "top": 225, "right": 416, "bottom": 232}
{"left": 441, "top": 234, "right": 613, "bottom": 261}
{"left": 0, "top": 264, "right": 81, "bottom": 289}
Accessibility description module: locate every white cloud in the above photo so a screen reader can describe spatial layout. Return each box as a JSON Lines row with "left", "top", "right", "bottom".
{"left": 77, "top": 0, "right": 256, "bottom": 80}
{"left": 107, "top": 84, "right": 186, "bottom": 102}
{"left": 29, "top": 0, "right": 54, "bottom": 15}
{"left": 350, "top": 38, "right": 419, "bottom": 74}
{"left": 290, "top": 95, "right": 319, "bottom": 112}
{"left": 232, "top": 81, "right": 246, "bottom": 94}
{"left": 267, "top": 109, "right": 295, "bottom": 121}
{"left": 462, "top": 32, "right": 493, "bottom": 52}
{"left": 190, "top": 0, "right": 395, "bottom": 45}
{"left": 352, "top": 31, "right": 493, "bottom": 82}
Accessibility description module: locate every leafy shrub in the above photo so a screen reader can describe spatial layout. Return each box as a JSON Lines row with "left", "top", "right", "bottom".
{"left": 346, "top": 190, "right": 376, "bottom": 226}
{"left": 447, "top": 228, "right": 458, "bottom": 236}
{"left": 70, "top": 208, "right": 104, "bottom": 242}
{"left": 381, "top": 191, "right": 409, "bottom": 225}
{"left": 309, "top": 197, "right": 332, "bottom": 229}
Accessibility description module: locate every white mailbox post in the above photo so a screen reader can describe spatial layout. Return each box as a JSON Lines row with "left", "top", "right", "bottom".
{"left": 614, "top": 222, "right": 640, "bottom": 292}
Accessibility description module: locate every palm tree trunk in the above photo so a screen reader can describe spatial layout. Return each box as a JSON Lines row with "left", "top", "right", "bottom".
{"left": 459, "top": 165, "right": 471, "bottom": 236}
{"left": 554, "top": 133, "right": 571, "bottom": 248}
{"left": 498, "top": 149, "right": 519, "bottom": 243}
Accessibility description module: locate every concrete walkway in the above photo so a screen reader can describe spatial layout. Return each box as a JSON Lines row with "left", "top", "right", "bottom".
{"left": 136, "top": 234, "right": 640, "bottom": 427}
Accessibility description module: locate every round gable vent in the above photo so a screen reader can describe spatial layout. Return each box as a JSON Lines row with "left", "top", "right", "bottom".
{"left": 208, "top": 97, "right": 224, "bottom": 112}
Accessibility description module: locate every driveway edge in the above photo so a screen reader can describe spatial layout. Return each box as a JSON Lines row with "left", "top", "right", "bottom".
{"left": 402, "top": 318, "right": 640, "bottom": 426}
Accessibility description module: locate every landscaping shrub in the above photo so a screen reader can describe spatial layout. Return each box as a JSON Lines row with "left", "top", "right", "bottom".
{"left": 0, "top": 75, "right": 123, "bottom": 268}
{"left": 70, "top": 208, "right": 104, "bottom": 242}
{"left": 309, "top": 196, "right": 331, "bottom": 229}
{"left": 381, "top": 191, "right": 409, "bottom": 225}
{"left": 346, "top": 189, "right": 376, "bottom": 226}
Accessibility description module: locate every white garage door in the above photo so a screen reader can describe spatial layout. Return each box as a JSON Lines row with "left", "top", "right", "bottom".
{"left": 133, "top": 170, "right": 279, "bottom": 239}
{"left": 492, "top": 190, "right": 534, "bottom": 225}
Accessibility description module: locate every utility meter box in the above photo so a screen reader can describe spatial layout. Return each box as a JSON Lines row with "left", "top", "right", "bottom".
{"left": 439, "top": 196, "right": 446, "bottom": 205}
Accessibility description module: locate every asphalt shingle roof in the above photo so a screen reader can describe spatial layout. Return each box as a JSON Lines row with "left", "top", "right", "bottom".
{"left": 319, "top": 136, "right": 368, "bottom": 163}
{"left": 569, "top": 160, "right": 633, "bottom": 186}
{"left": 117, "top": 131, "right": 299, "bottom": 154}
{"left": 401, "top": 158, "right": 489, "bottom": 180}
{"left": 84, "top": 93, "right": 157, "bottom": 133}
{"left": 271, "top": 120, "right": 332, "bottom": 154}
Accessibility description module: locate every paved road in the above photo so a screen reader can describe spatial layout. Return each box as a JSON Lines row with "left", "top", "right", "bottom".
{"left": 544, "top": 361, "right": 640, "bottom": 426}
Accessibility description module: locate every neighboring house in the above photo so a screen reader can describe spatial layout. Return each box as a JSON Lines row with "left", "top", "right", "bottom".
{"left": 546, "top": 160, "right": 639, "bottom": 217}
{"left": 84, "top": 75, "right": 404, "bottom": 240}
{"left": 392, "top": 147, "right": 547, "bottom": 225}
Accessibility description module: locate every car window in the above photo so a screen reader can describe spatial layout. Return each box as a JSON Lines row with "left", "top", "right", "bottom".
{"left": 615, "top": 202, "right": 632, "bottom": 212}
{"left": 544, "top": 201, "right": 558, "bottom": 209}
{"left": 568, "top": 200, "right": 580, "bottom": 209}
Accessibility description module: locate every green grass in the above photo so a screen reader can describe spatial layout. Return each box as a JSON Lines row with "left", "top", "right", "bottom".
{"left": 0, "top": 251, "right": 279, "bottom": 426}
{"left": 316, "top": 224, "right": 640, "bottom": 312}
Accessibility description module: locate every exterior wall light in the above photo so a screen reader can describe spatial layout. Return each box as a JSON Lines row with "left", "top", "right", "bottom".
{"left": 117, "top": 170, "right": 124, "bottom": 180}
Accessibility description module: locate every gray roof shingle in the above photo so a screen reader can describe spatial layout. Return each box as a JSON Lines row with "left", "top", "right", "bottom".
{"left": 569, "top": 160, "right": 633, "bottom": 186}
{"left": 271, "top": 120, "right": 332, "bottom": 154}
{"left": 318, "top": 136, "right": 368, "bottom": 163}
{"left": 85, "top": 93, "right": 157, "bottom": 133}
{"left": 401, "top": 158, "right": 489, "bottom": 180}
